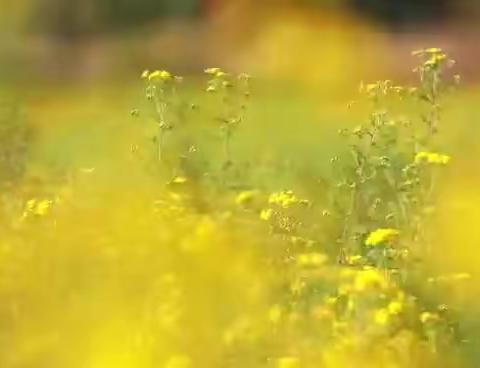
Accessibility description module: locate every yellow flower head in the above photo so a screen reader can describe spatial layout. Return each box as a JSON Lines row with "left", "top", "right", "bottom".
{"left": 268, "top": 190, "right": 298, "bottom": 209}
{"left": 204, "top": 67, "right": 221, "bottom": 75}
{"left": 296, "top": 253, "right": 327, "bottom": 267}
{"left": 23, "top": 198, "right": 53, "bottom": 218}
{"left": 365, "top": 228, "right": 399, "bottom": 247}
{"left": 354, "top": 268, "right": 388, "bottom": 292}
{"left": 235, "top": 190, "right": 258, "bottom": 207}
{"left": 260, "top": 208, "right": 274, "bottom": 221}
{"left": 420, "top": 311, "right": 439, "bottom": 324}
{"left": 35, "top": 199, "right": 53, "bottom": 216}
{"left": 374, "top": 308, "right": 390, "bottom": 325}
{"left": 172, "top": 176, "right": 188, "bottom": 184}
{"left": 148, "top": 70, "right": 173, "bottom": 82}
{"left": 414, "top": 151, "right": 451, "bottom": 165}
{"left": 387, "top": 300, "right": 403, "bottom": 315}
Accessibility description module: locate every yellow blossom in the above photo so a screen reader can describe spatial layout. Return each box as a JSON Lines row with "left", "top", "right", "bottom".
{"left": 354, "top": 268, "right": 388, "bottom": 292}
{"left": 365, "top": 228, "right": 399, "bottom": 246}
{"left": 260, "top": 208, "right": 274, "bottom": 221}
{"left": 148, "top": 70, "right": 172, "bottom": 82}
{"left": 172, "top": 176, "right": 188, "bottom": 184}
{"left": 268, "top": 190, "right": 298, "bottom": 209}
{"left": 296, "top": 253, "right": 327, "bottom": 267}
{"left": 374, "top": 308, "right": 390, "bottom": 325}
{"left": 23, "top": 198, "right": 53, "bottom": 218}
{"left": 35, "top": 200, "right": 52, "bottom": 216}
{"left": 414, "top": 151, "right": 451, "bottom": 165}
{"left": 235, "top": 190, "right": 258, "bottom": 207}
{"left": 420, "top": 312, "right": 439, "bottom": 324}
{"left": 387, "top": 300, "right": 403, "bottom": 315}
{"left": 204, "top": 67, "right": 221, "bottom": 75}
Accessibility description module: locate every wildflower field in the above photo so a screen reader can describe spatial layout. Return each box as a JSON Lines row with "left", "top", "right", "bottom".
{"left": 1, "top": 47, "right": 480, "bottom": 368}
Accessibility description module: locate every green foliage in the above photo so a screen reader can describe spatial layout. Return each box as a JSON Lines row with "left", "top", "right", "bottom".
{"left": 0, "top": 97, "right": 31, "bottom": 188}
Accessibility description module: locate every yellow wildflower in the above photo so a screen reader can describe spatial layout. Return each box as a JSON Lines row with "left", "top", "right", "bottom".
{"left": 387, "top": 300, "right": 403, "bottom": 315}
{"left": 204, "top": 67, "right": 221, "bottom": 75}
{"left": 148, "top": 70, "right": 172, "bottom": 82}
{"left": 35, "top": 199, "right": 52, "bottom": 216}
{"left": 365, "top": 228, "right": 399, "bottom": 246}
{"left": 354, "top": 268, "right": 387, "bottom": 292}
{"left": 141, "top": 69, "right": 149, "bottom": 79}
{"left": 23, "top": 198, "right": 53, "bottom": 218}
{"left": 414, "top": 151, "right": 451, "bottom": 165}
{"left": 426, "top": 47, "right": 443, "bottom": 54}
{"left": 420, "top": 312, "right": 439, "bottom": 324}
{"left": 235, "top": 190, "right": 257, "bottom": 207}
{"left": 296, "top": 253, "right": 327, "bottom": 267}
{"left": 374, "top": 308, "right": 390, "bottom": 325}
{"left": 268, "top": 190, "right": 298, "bottom": 208}
{"left": 172, "top": 176, "right": 188, "bottom": 184}
{"left": 260, "top": 208, "right": 274, "bottom": 221}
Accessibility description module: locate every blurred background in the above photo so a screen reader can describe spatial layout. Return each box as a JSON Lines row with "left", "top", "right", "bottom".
{"left": 1, "top": 0, "right": 480, "bottom": 84}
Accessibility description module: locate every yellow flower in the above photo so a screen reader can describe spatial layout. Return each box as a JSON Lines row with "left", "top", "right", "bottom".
{"left": 296, "top": 253, "right": 327, "bottom": 267}
{"left": 35, "top": 199, "right": 52, "bottom": 216}
{"left": 387, "top": 300, "right": 403, "bottom": 315}
{"left": 172, "top": 176, "right": 188, "bottom": 184}
{"left": 23, "top": 198, "right": 53, "bottom": 218}
{"left": 426, "top": 47, "right": 443, "bottom": 54}
{"left": 148, "top": 70, "right": 172, "bottom": 82}
{"left": 235, "top": 190, "right": 257, "bottom": 207}
{"left": 277, "top": 357, "right": 300, "bottom": 368}
{"left": 204, "top": 67, "right": 221, "bottom": 75}
{"left": 414, "top": 151, "right": 451, "bottom": 165}
{"left": 420, "top": 312, "right": 439, "bottom": 324}
{"left": 365, "top": 228, "right": 399, "bottom": 246}
{"left": 374, "top": 308, "right": 390, "bottom": 325}
{"left": 354, "top": 268, "right": 387, "bottom": 292}
{"left": 260, "top": 208, "right": 274, "bottom": 221}
{"left": 268, "top": 190, "right": 298, "bottom": 209}
{"left": 25, "top": 199, "right": 37, "bottom": 212}
{"left": 141, "top": 69, "right": 150, "bottom": 79}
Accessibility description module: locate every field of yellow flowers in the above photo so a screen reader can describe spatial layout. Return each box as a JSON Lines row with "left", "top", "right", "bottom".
{"left": 1, "top": 48, "right": 480, "bottom": 368}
